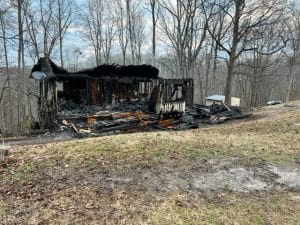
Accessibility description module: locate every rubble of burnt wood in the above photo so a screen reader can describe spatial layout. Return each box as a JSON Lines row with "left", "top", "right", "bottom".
{"left": 189, "top": 103, "right": 249, "bottom": 124}
{"left": 55, "top": 101, "right": 249, "bottom": 137}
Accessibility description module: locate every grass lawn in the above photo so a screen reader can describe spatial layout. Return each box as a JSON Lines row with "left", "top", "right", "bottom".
{"left": 1, "top": 102, "right": 300, "bottom": 224}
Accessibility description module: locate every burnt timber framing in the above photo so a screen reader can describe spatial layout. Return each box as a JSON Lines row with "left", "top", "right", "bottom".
{"left": 31, "top": 57, "right": 194, "bottom": 129}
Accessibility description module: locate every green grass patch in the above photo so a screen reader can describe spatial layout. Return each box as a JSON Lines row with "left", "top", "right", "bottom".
{"left": 0, "top": 201, "right": 5, "bottom": 215}
{"left": 3, "top": 163, "right": 36, "bottom": 184}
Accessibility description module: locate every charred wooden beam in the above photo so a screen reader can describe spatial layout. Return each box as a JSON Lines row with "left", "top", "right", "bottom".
{"left": 31, "top": 58, "right": 159, "bottom": 80}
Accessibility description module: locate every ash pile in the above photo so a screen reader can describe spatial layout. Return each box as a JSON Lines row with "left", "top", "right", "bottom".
{"left": 54, "top": 100, "right": 249, "bottom": 138}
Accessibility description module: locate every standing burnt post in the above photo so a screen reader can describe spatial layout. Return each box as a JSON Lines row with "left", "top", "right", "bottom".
{"left": 150, "top": 79, "right": 194, "bottom": 113}
{"left": 31, "top": 57, "right": 57, "bottom": 129}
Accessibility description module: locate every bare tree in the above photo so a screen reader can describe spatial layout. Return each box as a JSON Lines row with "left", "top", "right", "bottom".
{"left": 236, "top": 26, "right": 284, "bottom": 107}
{"left": 283, "top": 3, "right": 300, "bottom": 102}
{"left": 102, "top": 26, "right": 114, "bottom": 64}
{"left": 80, "top": 0, "right": 104, "bottom": 66}
{"left": 126, "top": 0, "right": 135, "bottom": 63}
{"left": 204, "top": 0, "right": 287, "bottom": 104}
{"left": 114, "top": 0, "right": 129, "bottom": 65}
{"left": 0, "top": 9, "right": 13, "bottom": 132}
{"left": 17, "top": 0, "right": 25, "bottom": 72}
{"left": 126, "top": 0, "right": 145, "bottom": 64}
{"left": 134, "top": 14, "right": 145, "bottom": 64}
{"left": 25, "top": 13, "right": 40, "bottom": 61}
{"left": 158, "top": 0, "right": 208, "bottom": 78}
{"left": 57, "top": 0, "right": 74, "bottom": 67}
{"left": 210, "top": 5, "right": 226, "bottom": 94}
{"left": 101, "top": 1, "right": 117, "bottom": 64}
{"left": 25, "top": 0, "right": 73, "bottom": 60}
{"left": 148, "top": 0, "right": 159, "bottom": 65}
{"left": 41, "top": 0, "right": 57, "bottom": 57}
{"left": 203, "top": 40, "right": 213, "bottom": 98}
{"left": 17, "top": 0, "right": 24, "bottom": 134}
{"left": 11, "top": 0, "right": 29, "bottom": 134}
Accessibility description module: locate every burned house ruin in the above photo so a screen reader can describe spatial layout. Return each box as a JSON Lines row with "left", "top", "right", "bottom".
{"left": 31, "top": 57, "right": 194, "bottom": 129}
{"left": 30, "top": 58, "right": 249, "bottom": 136}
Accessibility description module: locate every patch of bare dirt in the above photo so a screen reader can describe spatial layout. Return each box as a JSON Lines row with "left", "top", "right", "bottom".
{"left": 21, "top": 158, "right": 299, "bottom": 196}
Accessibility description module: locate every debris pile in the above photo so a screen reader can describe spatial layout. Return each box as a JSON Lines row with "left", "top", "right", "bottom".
{"left": 53, "top": 101, "right": 249, "bottom": 137}
{"left": 190, "top": 103, "right": 249, "bottom": 124}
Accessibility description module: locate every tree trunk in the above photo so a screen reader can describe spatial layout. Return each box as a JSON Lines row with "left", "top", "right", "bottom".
{"left": 286, "top": 62, "right": 296, "bottom": 103}
{"left": 17, "top": 0, "right": 24, "bottom": 134}
{"left": 224, "top": 1, "right": 241, "bottom": 105}
{"left": 0, "top": 12, "right": 13, "bottom": 133}
{"left": 58, "top": 0, "right": 64, "bottom": 67}
{"left": 126, "top": 0, "right": 135, "bottom": 64}
{"left": 224, "top": 58, "right": 234, "bottom": 105}
{"left": 151, "top": 0, "right": 156, "bottom": 65}
{"left": 205, "top": 43, "right": 213, "bottom": 99}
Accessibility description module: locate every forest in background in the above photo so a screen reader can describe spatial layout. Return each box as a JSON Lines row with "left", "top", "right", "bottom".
{"left": 0, "top": 0, "right": 299, "bottom": 135}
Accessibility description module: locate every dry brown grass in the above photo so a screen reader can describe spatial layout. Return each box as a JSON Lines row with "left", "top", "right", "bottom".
{"left": 1, "top": 101, "right": 300, "bottom": 224}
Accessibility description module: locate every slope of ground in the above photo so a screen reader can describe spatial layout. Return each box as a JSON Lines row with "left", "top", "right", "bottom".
{"left": 1, "top": 101, "right": 300, "bottom": 224}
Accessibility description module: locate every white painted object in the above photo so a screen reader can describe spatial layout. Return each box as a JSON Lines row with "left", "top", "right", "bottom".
{"left": 156, "top": 101, "right": 186, "bottom": 113}
{"left": 32, "top": 71, "right": 47, "bottom": 80}
{"left": 205, "top": 95, "right": 240, "bottom": 106}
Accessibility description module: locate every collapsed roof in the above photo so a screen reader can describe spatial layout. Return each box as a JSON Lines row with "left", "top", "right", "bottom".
{"left": 31, "top": 57, "right": 160, "bottom": 80}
